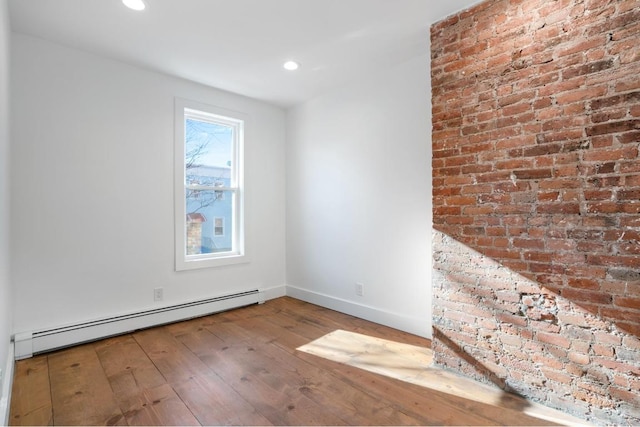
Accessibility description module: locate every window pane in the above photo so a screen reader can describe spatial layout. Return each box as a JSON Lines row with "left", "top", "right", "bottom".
{"left": 185, "top": 118, "right": 234, "bottom": 183}
{"left": 186, "top": 190, "right": 234, "bottom": 255}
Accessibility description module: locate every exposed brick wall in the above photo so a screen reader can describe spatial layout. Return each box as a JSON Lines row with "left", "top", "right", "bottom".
{"left": 431, "top": 0, "right": 640, "bottom": 425}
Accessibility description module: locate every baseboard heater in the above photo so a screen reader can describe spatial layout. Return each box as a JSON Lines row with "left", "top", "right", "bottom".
{"left": 14, "top": 289, "right": 264, "bottom": 360}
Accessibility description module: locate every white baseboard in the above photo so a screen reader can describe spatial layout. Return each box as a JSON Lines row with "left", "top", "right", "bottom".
{"left": 14, "top": 289, "right": 265, "bottom": 359}
{"left": 262, "top": 284, "right": 287, "bottom": 301}
{"left": 285, "top": 285, "right": 431, "bottom": 338}
{"left": 0, "top": 341, "right": 14, "bottom": 427}
{"left": 13, "top": 285, "right": 289, "bottom": 360}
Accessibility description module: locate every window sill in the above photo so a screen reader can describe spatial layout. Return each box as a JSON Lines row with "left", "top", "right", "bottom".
{"left": 176, "top": 253, "right": 249, "bottom": 271}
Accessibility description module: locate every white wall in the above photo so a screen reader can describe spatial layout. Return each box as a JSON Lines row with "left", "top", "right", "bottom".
{"left": 10, "top": 34, "right": 286, "bottom": 334}
{"left": 286, "top": 53, "right": 432, "bottom": 337}
{"left": 0, "top": 0, "right": 13, "bottom": 417}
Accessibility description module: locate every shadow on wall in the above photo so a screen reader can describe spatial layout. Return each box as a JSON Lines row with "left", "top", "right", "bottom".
{"left": 432, "top": 230, "right": 640, "bottom": 425}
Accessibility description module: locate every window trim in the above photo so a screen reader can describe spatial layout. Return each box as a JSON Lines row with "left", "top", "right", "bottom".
{"left": 174, "top": 98, "right": 248, "bottom": 271}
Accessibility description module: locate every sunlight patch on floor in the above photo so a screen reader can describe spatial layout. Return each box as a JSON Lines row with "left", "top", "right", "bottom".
{"left": 297, "top": 329, "right": 590, "bottom": 427}
{"left": 298, "top": 329, "right": 433, "bottom": 381}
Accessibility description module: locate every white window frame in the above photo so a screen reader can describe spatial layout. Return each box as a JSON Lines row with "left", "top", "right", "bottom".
{"left": 174, "top": 98, "right": 247, "bottom": 271}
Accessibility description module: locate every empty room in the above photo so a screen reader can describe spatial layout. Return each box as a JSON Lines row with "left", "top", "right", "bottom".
{"left": 0, "top": 0, "right": 639, "bottom": 425}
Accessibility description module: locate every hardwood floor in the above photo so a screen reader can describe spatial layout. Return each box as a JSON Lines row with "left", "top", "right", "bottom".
{"left": 9, "top": 297, "right": 583, "bottom": 426}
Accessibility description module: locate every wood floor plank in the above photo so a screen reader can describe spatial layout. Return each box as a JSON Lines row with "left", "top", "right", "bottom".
{"left": 224, "top": 314, "right": 444, "bottom": 425}
{"left": 273, "top": 296, "right": 432, "bottom": 347}
{"left": 182, "top": 311, "right": 431, "bottom": 425}
{"left": 296, "top": 349, "right": 509, "bottom": 426}
{"left": 237, "top": 331, "right": 426, "bottom": 425}
{"left": 204, "top": 315, "right": 269, "bottom": 346}
{"left": 94, "top": 335, "right": 166, "bottom": 396}
{"left": 182, "top": 304, "right": 462, "bottom": 424}
{"left": 132, "top": 324, "right": 280, "bottom": 425}
{"left": 47, "top": 343, "right": 125, "bottom": 426}
{"left": 173, "top": 323, "right": 347, "bottom": 425}
{"left": 217, "top": 311, "right": 472, "bottom": 425}
{"left": 253, "top": 305, "right": 336, "bottom": 349}
{"left": 9, "top": 356, "right": 53, "bottom": 426}
{"left": 172, "top": 373, "right": 273, "bottom": 426}
{"left": 166, "top": 326, "right": 273, "bottom": 426}
{"left": 132, "top": 327, "right": 212, "bottom": 384}
{"left": 94, "top": 334, "right": 200, "bottom": 426}
{"left": 118, "top": 383, "right": 200, "bottom": 426}
{"left": 215, "top": 347, "right": 348, "bottom": 426}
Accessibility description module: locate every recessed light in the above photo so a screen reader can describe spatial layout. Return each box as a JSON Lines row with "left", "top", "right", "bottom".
{"left": 283, "top": 61, "right": 300, "bottom": 71}
{"left": 122, "top": 0, "right": 146, "bottom": 11}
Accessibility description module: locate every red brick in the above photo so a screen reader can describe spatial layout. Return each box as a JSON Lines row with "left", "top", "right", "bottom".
{"left": 593, "top": 331, "right": 622, "bottom": 345}
{"left": 444, "top": 309, "right": 476, "bottom": 324}
{"left": 446, "top": 196, "right": 477, "bottom": 206}
{"left": 513, "top": 169, "right": 553, "bottom": 180}
{"left": 537, "top": 332, "right": 571, "bottom": 349}
{"left": 592, "top": 344, "right": 615, "bottom": 357}
{"left": 600, "top": 307, "right": 640, "bottom": 324}
{"left": 583, "top": 189, "right": 613, "bottom": 200}
{"left": 513, "top": 238, "right": 545, "bottom": 250}
{"left": 583, "top": 146, "right": 638, "bottom": 162}
{"left": 524, "top": 251, "right": 553, "bottom": 262}
{"left": 591, "top": 109, "right": 628, "bottom": 124}
{"left": 562, "top": 288, "right": 612, "bottom": 305}
{"left": 588, "top": 119, "right": 640, "bottom": 137}
{"left": 431, "top": 1, "right": 640, "bottom": 423}
{"left": 537, "top": 191, "right": 560, "bottom": 202}
{"left": 613, "top": 296, "right": 640, "bottom": 310}
{"left": 618, "top": 189, "right": 640, "bottom": 201}
{"left": 567, "top": 277, "right": 600, "bottom": 290}
{"left": 610, "top": 387, "right": 640, "bottom": 405}
{"left": 572, "top": 389, "right": 615, "bottom": 408}
{"left": 497, "top": 312, "right": 528, "bottom": 327}
{"left": 568, "top": 351, "right": 590, "bottom": 365}
{"left": 541, "top": 368, "right": 573, "bottom": 384}
{"left": 585, "top": 202, "right": 622, "bottom": 214}
{"left": 536, "top": 203, "right": 581, "bottom": 214}
{"left": 623, "top": 336, "right": 640, "bottom": 350}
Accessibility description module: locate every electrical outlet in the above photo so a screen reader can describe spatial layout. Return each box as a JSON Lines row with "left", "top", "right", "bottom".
{"left": 154, "top": 287, "right": 163, "bottom": 302}
{"left": 355, "top": 282, "right": 364, "bottom": 297}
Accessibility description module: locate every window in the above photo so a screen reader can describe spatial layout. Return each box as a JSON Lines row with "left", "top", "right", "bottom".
{"left": 175, "top": 98, "right": 246, "bottom": 270}
{"left": 214, "top": 217, "right": 224, "bottom": 236}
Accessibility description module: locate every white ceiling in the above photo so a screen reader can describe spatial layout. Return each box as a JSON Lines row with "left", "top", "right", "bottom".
{"left": 8, "top": 0, "right": 480, "bottom": 108}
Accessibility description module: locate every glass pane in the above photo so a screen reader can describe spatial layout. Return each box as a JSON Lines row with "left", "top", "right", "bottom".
{"left": 185, "top": 118, "right": 233, "bottom": 186}
{"left": 186, "top": 190, "right": 234, "bottom": 255}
